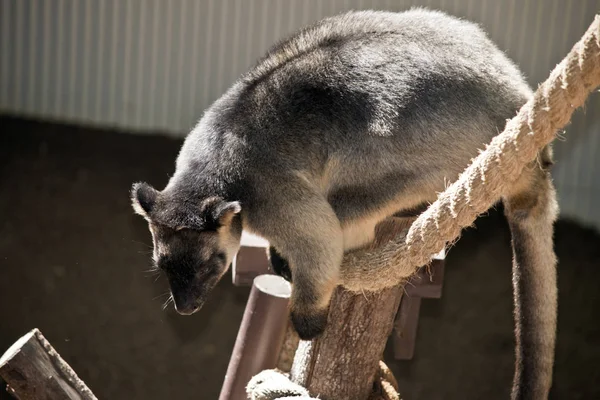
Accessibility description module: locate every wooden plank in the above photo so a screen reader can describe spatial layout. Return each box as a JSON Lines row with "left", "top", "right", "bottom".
{"left": 393, "top": 296, "right": 423, "bottom": 360}
{"left": 404, "top": 257, "right": 446, "bottom": 298}
{"left": 231, "top": 232, "right": 272, "bottom": 286}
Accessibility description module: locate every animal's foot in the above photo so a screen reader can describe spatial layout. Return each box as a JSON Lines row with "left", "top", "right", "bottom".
{"left": 268, "top": 246, "right": 293, "bottom": 282}
{"left": 290, "top": 307, "right": 329, "bottom": 340}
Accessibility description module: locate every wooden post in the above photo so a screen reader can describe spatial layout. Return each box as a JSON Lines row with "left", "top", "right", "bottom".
{"left": 290, "top": 285, "right": 404, "bottom": 400}
{"left": 219, "top": 274, "right": 292, "bottom": 400}
{"left": 0, "top": 329, "right": 97, "bottom": 400}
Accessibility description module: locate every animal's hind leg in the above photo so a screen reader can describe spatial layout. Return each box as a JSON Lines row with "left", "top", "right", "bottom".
{"left": 502, "top": 146, "right": 558, "bottom": 400}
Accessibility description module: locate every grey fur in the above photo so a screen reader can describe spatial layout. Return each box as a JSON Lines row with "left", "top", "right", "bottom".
{"left": 131, "top": 8, "right": 556, "bottom": 399}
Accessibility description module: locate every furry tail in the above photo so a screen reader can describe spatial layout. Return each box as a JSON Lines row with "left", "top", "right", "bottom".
{"left": 503, "top": 150, "right": 558, "bottom": 400}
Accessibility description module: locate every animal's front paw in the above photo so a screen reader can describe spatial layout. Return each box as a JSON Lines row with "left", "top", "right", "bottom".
{"left": 268, "top": 246, "right": 293, "bottom": 282}
{"left": 290, "top": 308, "right": 329, "bottom": 340}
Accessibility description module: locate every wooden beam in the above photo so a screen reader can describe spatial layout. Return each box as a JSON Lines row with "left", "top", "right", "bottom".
{"left": 231, "top": 232, "right": 271, "bottom": 286}
{"left": 404, "top": 253, "right": 445, "bottom": 298}
{"left": 393, "top": 296, "right": 422, "bottom": 360}
{"left": 0, "top": 329, "right": 97, "bottom": 400}
{"left": 393, "top": 253, "right": 445, "bottom": 360}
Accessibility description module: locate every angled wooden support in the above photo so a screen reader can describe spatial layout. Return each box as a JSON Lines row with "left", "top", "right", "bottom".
{"left": 232, "top": 231, "right": 447, "bottom": 363}
{"left": 0, "top": 328, "right": 97, "bottom": 400}
{"left": 394, "top": 251, "right": 445, "bottom": 360}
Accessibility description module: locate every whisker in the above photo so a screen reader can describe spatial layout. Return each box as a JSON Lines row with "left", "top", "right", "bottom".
{"left": 142, "top": 264, "right": 162, "bottom": 280}
{"left": 162, "top": 294, "right": 174, "bottom": 310}
{"left": 142, "top": 272, "right": 161, "bottom": 280}
{"left": 153, "top": 292, "right": 170, "bottom": 301}
{"left": 131, "top": 240, "right": 153, "bottom": 249}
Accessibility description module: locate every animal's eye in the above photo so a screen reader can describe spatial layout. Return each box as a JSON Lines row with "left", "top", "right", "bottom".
{"left": 216, "top": 252, "right": 227, "bottom": 264}
{"left": 175, "top": 226, "right": 202, "bottom": 234}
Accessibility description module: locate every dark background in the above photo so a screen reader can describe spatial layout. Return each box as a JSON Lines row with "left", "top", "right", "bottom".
{"left": 1, "top": 116, "right": 599, "bottom": 400}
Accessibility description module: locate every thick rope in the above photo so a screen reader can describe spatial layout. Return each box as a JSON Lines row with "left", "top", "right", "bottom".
{"left": 249, "top": 15, "right": 600, "bottom": 400}
{"left": 340, "top": 15, "right": 600, "bottom": 292}
{"left": 248, "top": 362, "right": 401, "bottom": 400}
{"left": 247, "top": 370, "right": 314, "bottom": 400}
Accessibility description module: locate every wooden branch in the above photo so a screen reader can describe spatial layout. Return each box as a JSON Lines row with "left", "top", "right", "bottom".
{"left": 0, "top": 329, "right": 97, "bottom": 400}
{"left": 290, "top": 285, "right": 404, "bottom": 400}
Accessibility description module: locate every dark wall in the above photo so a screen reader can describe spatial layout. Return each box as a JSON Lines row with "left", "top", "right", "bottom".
{"left": 1, "top": 116, "right": 599, "bottom": 399}
{"left": 0, "top": 117, "right": 251, "bottom": 399}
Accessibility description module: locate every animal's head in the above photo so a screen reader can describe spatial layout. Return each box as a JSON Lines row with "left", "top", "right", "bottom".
{"left": 130, "top": 182, "right": 242, "bottom": 315}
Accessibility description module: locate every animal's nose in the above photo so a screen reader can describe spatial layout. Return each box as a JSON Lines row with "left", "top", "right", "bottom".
{"left": 172, "top": 295, "right": 200, "bottom": 315}
{"left": 174, "top": 304, "right": 199, "bottom": 315}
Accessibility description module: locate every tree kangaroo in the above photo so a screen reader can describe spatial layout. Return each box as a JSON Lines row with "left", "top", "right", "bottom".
{"left": 131, "top": 9, "right": 557, "bottom": 399}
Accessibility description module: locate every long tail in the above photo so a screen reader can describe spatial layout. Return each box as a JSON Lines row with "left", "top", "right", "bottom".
{"left": 503, "top": 149, "right": 559, "bottom": 400}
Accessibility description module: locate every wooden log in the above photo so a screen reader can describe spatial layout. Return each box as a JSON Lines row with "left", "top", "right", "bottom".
{"left": 290, "top": 285, "right": 404, "bottom": 400}
{"left": 0, "top": 328, "right": 97, "bottom": 400}
{"left": 219, "top": 274, "right": 292, "bottom": 400}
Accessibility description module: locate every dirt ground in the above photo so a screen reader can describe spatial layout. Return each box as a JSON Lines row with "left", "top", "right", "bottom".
{"left": 1, "top": 116, "right": 599, "bottom": 400}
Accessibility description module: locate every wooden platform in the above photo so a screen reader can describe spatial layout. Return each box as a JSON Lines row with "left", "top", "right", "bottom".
{"left": 232, "top": 231, "right": 446, "bottom": 360}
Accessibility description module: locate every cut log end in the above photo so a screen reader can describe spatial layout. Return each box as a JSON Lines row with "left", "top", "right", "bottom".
{"left": 0, "top": 328, "right": 98, "bottom": 400}
{"left": 0, "top": 330, "right": 36, "bottom": 367}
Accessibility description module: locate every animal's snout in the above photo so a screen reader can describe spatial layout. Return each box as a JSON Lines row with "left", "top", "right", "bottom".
{"left": 162, "top": 258, "right": 222, "bottom": 316}
{"left": 172, "top": 292, "right": 201, "bottom": 315}
{"left": 174, "top": 304, "right": 200, "bottom": 316}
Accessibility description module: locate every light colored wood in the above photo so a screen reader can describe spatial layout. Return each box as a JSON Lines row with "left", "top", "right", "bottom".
{"left": 240, "top": 231, "right": 269, "bottom": 247}
{"left": 290, "top": 285, "right": 404, "bottom": 400}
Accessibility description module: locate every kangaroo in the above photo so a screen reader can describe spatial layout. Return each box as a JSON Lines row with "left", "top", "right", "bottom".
{"left": 131, "top": 9, "right": 557, "bottom": 399}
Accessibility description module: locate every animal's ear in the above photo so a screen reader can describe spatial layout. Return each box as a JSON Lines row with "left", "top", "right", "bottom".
{"left": 213, "top": 201, "right": 241, "bottom": 227}
{"left": 131, "top": 182, "right": 159, "bottom": 216}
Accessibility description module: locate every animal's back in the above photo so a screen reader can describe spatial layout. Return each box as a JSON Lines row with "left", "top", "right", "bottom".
{"left": 206, "top": 9, "right": 532, "bottom": 220}
{"left": 183, "top": 9, "right": 533, "bottom": 226}
{"left": 238, "top": 8, "right": 532, "bottom": 140}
